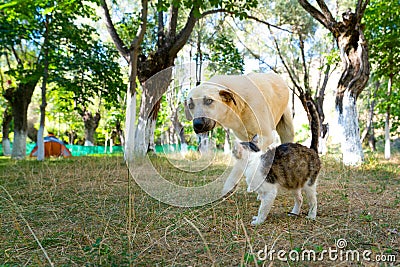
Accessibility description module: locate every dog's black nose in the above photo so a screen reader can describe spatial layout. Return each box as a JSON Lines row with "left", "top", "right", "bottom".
{"left": 193, "top": 117, "right": 206, "bottom": 133}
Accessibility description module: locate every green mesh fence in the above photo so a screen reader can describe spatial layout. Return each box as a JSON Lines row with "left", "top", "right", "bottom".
{"left": 65, "top": 145, "right": 124, "bottom": 156}
{"left": 0, "top": 143, "right": 197, "bottom": 156}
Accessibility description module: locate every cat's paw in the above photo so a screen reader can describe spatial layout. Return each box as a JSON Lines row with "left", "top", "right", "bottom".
{"left": 251, "top": 216, "right": 264, "bottom": 225}
{"left": 306, "top": 214, "right": 316, "bottom": 220}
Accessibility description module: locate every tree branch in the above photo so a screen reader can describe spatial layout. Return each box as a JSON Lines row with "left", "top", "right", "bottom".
{"left": 297, "top": 0, "right": 333, "bottom": 30}
{"left": 316, "top": 0, "right": 335, "bottom": 23}
{"left": 157, "top": 10, "right": 165, "bottom": 48}
{"left": 202, "top": 8, "right": 294, "bottom": 34}
{"left": 166, "top": 4, "right": 179, "bottom": 40}
{"left": 228, "top": 20, "right": 278, "bottom": 72}
{"left": 131, "top": 0, "right": 148, "bottom": 51}
{"left": 246, "top": 15, "right": 294, "bottom": 34}
{"left": 11, "top": 45, "right": 22, "bottom": 65}
{"left": 169, "top": 7, "right": 198, "bottom": 58}
{"left": 299, "top": 33, "right": 310, "bottom": 93}
{"left": 355, "top": 0, "right": 369, "bottom": 23}
{"left": 100, "top": 0, "right": 129, "bottom": 60}
{"left": 269, "top": 27, "right": 303, "bottom": 95}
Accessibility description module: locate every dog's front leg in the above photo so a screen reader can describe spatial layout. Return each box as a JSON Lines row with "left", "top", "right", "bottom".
{"left": 222, "top": 159, "right": 246, "bottom": 195}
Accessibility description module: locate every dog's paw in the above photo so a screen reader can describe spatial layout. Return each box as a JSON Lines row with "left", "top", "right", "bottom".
{"left": 222, "top": 183, "right": 236, "bottom": 196}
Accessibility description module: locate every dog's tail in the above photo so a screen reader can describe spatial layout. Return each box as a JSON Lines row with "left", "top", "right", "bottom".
{"left": 306, "top": 101, "right": 320, "bottom": 153}
{"left": 276, "top": 106, "right": 294, "bottom": 143}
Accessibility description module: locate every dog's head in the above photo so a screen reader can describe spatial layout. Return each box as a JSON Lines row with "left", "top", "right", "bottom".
{"left": 185, "top": 83, "right": 244, "bottom": 134}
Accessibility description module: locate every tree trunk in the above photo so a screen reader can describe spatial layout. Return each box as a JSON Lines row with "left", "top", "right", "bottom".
{"left": 134, "top": 67, "right": 172, "bottom": 156}
{"left": 4, "top": 81, "right": 38, "bottom": 159}
{"left": 171, "top": 106, "right": 186, "bottom": 146}
{"left": 224, "top": 129, "right": 231, "bottom": 154}
{"left": 315, "top": 63, "right": 332, "bottom": 155}
{"left": 384, "top": 75, "right": 392, "bottom": 159}
{"left": 115, "top": 119, "right": 124, "bottom": 147}
{"left": 66, "top": 130, "right": 77, "bottom": 145}
{"left": 146, "top": 115, "right": 157, "bottom": 153}
{"left": 1, "top": 106, "right": 12, "bottom": 156}
{"left": 334, "top": 19, "right": 369, "bottom": 165}
{"left": 37, "top": 31, "right": 49, "bottom": 161}
{"left": 81, "top": 109, "right": 101, "bottom": 146}
{"left": 110, "top": 135, "right": 114, "bottom": 153}
{"left": 337, "top": 90, "right": 364, "bottom": 165}
{"left": 124, "top": 50, "right": 139, "bottom": 161}
{"left": 297, "top": 1, "right": 370, "bottom": 165}
{"left": 27, "top": 122, "right": 38, "bottom": 142}
{"left": 198, "top": 132, "right": 214, "bottom": 154}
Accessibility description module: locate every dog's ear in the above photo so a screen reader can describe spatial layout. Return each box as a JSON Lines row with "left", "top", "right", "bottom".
{"left": 219, "top": 89, "right": 246, "bottom": 113}
{"left": 219, "top": 89, "right": 238, "bottom": 106}
{"left": 184, "top": 99, "right": 193, "bottom": 120}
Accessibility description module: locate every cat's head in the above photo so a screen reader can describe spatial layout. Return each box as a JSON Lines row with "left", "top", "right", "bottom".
{"left": 232, "top": 135, "right": 261, "bottom": 160}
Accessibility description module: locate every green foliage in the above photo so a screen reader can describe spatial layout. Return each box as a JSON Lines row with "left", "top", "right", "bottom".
{"left": 207, "top": 32, "right": 244, "bottom": 75}
{"left": 52, "top": 39, "right": 125, "bottom": 113}
{"left": 1, "top": 0, "right": 126, "bottom": 144}
{"left": 273, "top": 0, "right": 317, "bottom": 35}
{"left": 364, "top": 0, "right": 400, "bottom": 136}
{"left": 364, "top": 0, "right": 400, "bottom": 77}
{"left": 112, "top": 0, "right": 258, "bottom": 59}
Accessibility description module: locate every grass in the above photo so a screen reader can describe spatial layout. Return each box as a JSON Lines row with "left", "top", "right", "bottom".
{"left": 0, "top": 151, "right": 399, "bottom": 266}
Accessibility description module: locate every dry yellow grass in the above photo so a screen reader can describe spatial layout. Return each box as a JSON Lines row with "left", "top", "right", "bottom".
{"left": 0, "top": 152, "right": 399, "bottom": 266}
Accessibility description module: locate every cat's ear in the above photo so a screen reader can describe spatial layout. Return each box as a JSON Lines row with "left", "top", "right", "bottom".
{"left": 241, "top": 141, "right": 260, "bottom": 152}
{"left": 251, "top": 134, "right": 259, "bottom": 144}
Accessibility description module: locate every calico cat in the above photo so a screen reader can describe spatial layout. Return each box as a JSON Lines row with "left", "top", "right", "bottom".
{"left": 233, "top": 101, "right": 321, "bottom": 225}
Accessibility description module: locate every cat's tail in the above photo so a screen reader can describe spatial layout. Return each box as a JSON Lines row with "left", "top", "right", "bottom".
{"left": 306, "top": 101, "right": 320, "bottom": 153}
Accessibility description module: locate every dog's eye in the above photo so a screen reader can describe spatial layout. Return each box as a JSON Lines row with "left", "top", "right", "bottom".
{"left": 188, "top": 103, "right": 194, "bottom": 109}
{"left": 205, "top": 98, "right": 213, "bottom": 105}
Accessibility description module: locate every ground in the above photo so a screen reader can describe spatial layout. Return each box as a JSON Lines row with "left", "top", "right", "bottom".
{"left": 0, "top": 151, "right": 399, "bottom": 266}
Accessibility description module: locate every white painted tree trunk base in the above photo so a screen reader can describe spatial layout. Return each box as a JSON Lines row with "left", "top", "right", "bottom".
{"left": 84, "top": 140, "right": 94, "bottom": 146}
{"left": 2, "top": 139, "right": 11, "bottom": 156}
{"left": 223, "top": 138, "right": 230, "bottom": 154}
{"left": 124, "top": 92, "right": 137, "bottom": 162}
{"left": 37, "top": 126, "right": 45, "bottom": 161}
{"left": 318, "top": 137, "right": 328, "bottom": 155}
{"left": 384, "top": 139, "right": 390, "bottom": 160}
{"left": 198, "top": 133, "right": 214, "bottom": 154}
{"left": 180, "top": 143, "right": 188, "bottom": 155}
{"left": 110, "top": 138, "right": 114, "bottom": 153}
{"left": 337, "top": 91, "right": 364, "bottom": 166}
{"left": 134, "top": 117, "right": 148, "bottom": 156}
{"left": 11, "top": 130, "right": 27, "bottom": 160}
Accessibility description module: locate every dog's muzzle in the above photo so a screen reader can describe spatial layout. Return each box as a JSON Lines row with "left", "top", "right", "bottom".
{"left": 193, "top": 117, "right": 216, "bottom": 134}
